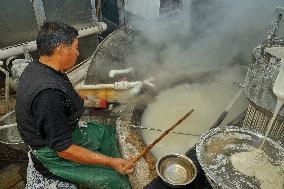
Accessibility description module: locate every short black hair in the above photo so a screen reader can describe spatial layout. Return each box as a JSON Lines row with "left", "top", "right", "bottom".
{"left": 36, "top": 21, "right": 79, "bottom": 56}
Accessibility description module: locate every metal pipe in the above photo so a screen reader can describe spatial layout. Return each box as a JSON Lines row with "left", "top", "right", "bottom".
{"left": 32, "top": 0, "right": 46, "bottom": 29}
{"left": 78, "top": 22, "right": 107, "bottom": 37}
{"left": 0, "top": 110, "right": 15, "bottom": 123}
{"left": 0, "top": 22, "right": 107, "bottom": 60}
{"left": 76, "top": 83, "right": 115, "bottom": 90}
{"left": 0, "top": 123, "right": 17, "bottom": 130}
{"left": 0, "top": 66, "right": 10, "bottom": 114}
{"left": 211, "top": 89, "right": 243, "bottom": 128}
{"left": 75, "top": 81, "right": 142, "bottom": 90}
{"left": 125, "top": 125, "right": 200, "bottom": 136}
{"left": 109, "top": 67, "right": 133, "bottom": 77}
{"left": 0, "top": 41, "right": 37, "bottom": 61}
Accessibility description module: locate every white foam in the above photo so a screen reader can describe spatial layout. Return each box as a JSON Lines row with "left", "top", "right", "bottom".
{"left": 141, "top": 66, "right": 248, "bottom": 159}
{"left": 231, "top": 148, "right": 284, "bottom": 189}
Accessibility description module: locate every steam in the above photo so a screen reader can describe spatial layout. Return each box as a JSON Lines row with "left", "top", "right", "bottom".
{"left": 123, "top": 0, "right": 284, "bottom": 87}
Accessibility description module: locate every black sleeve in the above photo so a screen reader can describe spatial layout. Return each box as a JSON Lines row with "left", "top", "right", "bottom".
{"left": 31, "top": 89, "right": 73, "bottom": 152}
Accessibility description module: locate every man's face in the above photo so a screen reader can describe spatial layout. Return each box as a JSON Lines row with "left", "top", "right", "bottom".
{"left": 61, "top": 38, "right": 79, "bottom": 71}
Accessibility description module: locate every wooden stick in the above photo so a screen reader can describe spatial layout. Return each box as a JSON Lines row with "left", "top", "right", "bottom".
{"left": 124, "top": 109, "right": 194, "bottom": 171}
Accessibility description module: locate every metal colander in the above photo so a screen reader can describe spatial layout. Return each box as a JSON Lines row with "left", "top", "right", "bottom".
{"left": 196, "top": 126, "right": 284, "bottom": 189}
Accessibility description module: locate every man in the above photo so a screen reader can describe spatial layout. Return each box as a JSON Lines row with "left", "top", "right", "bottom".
{"left": 16, "top": 21, "right": 134, "bottom": 189}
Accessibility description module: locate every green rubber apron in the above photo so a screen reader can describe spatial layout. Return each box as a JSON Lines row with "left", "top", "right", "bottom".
{"left": 32, "top": 122, "right": 132, "bottom": 189}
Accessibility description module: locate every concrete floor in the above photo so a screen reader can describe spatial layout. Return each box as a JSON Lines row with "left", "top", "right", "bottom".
{"left": 0, "top": 161, "right": 27, "bottom": 189}
{"left": 0, "top": 142, "right": 28, "bottom": 189}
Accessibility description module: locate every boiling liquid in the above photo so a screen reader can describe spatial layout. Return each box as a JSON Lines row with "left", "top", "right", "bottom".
{"left": 141, "top": 66, "right": 248, "bottom": 159}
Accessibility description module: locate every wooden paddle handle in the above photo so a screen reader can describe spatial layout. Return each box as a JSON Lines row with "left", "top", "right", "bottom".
{"left": 124, "top": 109, "right": 194, "bottom": 171}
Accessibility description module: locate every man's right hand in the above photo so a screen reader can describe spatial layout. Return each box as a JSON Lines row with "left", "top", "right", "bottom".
{"left": 57, "top": 144, "right": 135, "bottom": 175}
{"left": 111, "top": 158, "right": 135, "bottom": 175}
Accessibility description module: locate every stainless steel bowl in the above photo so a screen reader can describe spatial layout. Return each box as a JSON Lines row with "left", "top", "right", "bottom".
{"left": 156, "top": 153, "right": 197, "bottom": 188}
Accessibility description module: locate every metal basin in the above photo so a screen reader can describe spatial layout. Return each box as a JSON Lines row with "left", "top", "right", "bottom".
{"left": 156, "top": 153, "right": 197, "bottom": 188}
{"left": 196, "top": 126, "right": 284, "bottom": 189}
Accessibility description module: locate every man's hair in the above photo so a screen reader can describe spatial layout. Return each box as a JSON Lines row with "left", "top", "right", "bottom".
{"left": 36, "top": 21, "right": 79, "bottom": 56}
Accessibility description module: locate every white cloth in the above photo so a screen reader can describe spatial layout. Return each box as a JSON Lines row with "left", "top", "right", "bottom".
{"left": 26, "top": 151, "right": 77, "bottom": 189}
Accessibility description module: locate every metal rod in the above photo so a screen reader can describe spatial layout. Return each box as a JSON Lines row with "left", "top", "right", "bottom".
{"left": 124, "top": 109, "right": 194, "bottom": 171}
{"left": 125, "top": 125, "right": 200, "bottom": 136}
{"left": 211, "top": 89, "right": 242, "bottom": 128}
{"left": 267, "top": 7, "right": 284, "bottom": 42}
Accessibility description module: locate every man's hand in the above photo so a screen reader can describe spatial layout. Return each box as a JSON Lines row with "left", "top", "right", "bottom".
{"left": 111, "top": 158, "right": 135, "bottom": 175}
{"left": 57, "top": 144, "right": 135, "bottom": 174}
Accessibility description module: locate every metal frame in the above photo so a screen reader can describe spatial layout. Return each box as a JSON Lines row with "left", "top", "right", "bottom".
{"left": 0, "top": 64, "right": 10, "bottom": 114}
{"left": 32, "top": 0, "right": 46, "bottom": 29}
{"left": 267, "top": 7, "right": 284, "bottom": 43}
